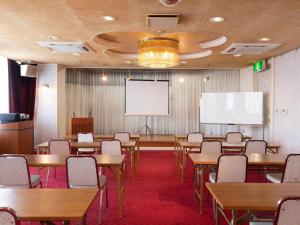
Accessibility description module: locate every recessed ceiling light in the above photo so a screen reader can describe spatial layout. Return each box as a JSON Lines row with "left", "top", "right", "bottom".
{"left": 47, "top": 36, "right": 60, "bottom": 40}
{"left": 101, "top": 16, "right": 116, "bottom": 22}
{"left": 73, "top": 53, "right": 80, "bottom": 56}
{"left": 209, "top": 17, "right": 225, "bottom": 23}
{"left": 234, "top": 54, "right": 242, "bottom": 57}
{"left": 180, "top": 61, "right": 187, "bottom": 64}
{"left": 179, "top": 77, "right": 185, "bottom": 82}
{"left": 258, "top": 37, "right": 271, "bottom": 42}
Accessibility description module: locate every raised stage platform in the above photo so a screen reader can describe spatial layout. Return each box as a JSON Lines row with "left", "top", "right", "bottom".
{"left": 139, "top": 135, "right": 176, "bottom": 147}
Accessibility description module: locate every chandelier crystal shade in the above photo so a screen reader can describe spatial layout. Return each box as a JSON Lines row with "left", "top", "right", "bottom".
{"left": 138, "top": 38, "right": 179, "bottom": 68}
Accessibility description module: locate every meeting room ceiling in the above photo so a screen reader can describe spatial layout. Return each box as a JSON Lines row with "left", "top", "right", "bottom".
{"left": 1, "top": 0, "right": 300, "bottom": 69}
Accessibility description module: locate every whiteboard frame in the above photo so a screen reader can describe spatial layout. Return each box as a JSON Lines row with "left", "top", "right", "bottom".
{"left": 199, "top": 92, "right": 264, "bottom": 125}
{"left": 124, "top": 79, "right": 170, "bottom": 116}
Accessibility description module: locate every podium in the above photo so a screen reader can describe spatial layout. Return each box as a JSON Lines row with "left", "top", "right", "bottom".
{"left": 70, "top": 118, "right": 93, "bottom": 135}
{"left": 0, "top": 120, "right": 34, "bottom": 154}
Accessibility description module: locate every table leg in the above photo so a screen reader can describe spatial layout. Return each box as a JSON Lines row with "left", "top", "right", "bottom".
{"left": 199, "top": 165, "right": 204, "bottom": 212}
{"left": 117, "top": 164, "right": 124, "bottom": 217}
{"left": 63, "top": 221, "right": 71, "bottom": 225}
{"left": 130, "top": 147, "right": 136, "bottom": 176}
{"left": 215, "top": 205, "right": 220, "bottom": 225}
{"left": 193, "top": 165, "right": 197, "bottom": 201}
{"left": 231, "top": 210, "right": 238, "bottom": 225}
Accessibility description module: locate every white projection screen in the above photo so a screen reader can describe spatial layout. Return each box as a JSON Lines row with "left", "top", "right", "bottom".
{"left": 125, "top": 80, "right": 169, "bottom": 116}
{"left": 200, "top": 92, "right": 263, "bottom": 125}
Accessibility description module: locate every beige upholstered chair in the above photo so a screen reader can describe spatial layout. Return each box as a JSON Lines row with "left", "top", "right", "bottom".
{"left": 200, "top": 141, "right": 222, "bottom": 154}
{"left": 114, "top": 132, "right": 130, "bottom": 143}
{"left": 0, "top": 155, "right": 42, "bottom": 188}
{"left": 0, "top": 208, "right": 20, "bottom": 225}
{"left": 225, "top": 132, "right": 243, "bottom": 144}
{"left": 209, "top": 154, "right": 248, "bottom": 183}
{"left": 209, "top": 154, "right": 248, "bottom": 217}
{"left": 77, "top": 133, "right": 95, "bottom": 154}
{"left": 266, "top": 154, "right": 300, "bottom": 183}
{"left": 46, "top": 140, "right": 70, "bottom": 187}
{"left": 187, "top": 132, "right": 204, "bottom": 152}
{"left": 101, "top": 140, "right": 122, "bottom": 155}
{"left": 245, "top": 140, "right": 267, "bottom": 154}
{"left": 250, "top": 197, "right": 300, "bottom": 225}
{"left": 187, "top": 132, "right": 204, "bottom": 143}
{"left": 66, "top": 156, "right": 107, "bottom": 224}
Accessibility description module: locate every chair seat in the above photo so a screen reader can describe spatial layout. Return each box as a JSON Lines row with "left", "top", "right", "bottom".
{"left": 30, "top": 175, "right": 42, "bottom": 187}
{"left": 77, "top": 148, "right": 95, "bottom": 153}
{"left": 266, "top": 173, "right": 282, "bottom": 183}
{"left": 249, "top": 222, "right": 273, "bottom": 225}
{"left": 70, "top": 175, "right": 106, "bottom": 189}
{"left": 209, "top": 173, "right": 216, "bottom": 183}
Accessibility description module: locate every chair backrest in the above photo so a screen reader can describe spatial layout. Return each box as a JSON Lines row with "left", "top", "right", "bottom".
{"left": 66, "top": 156, "right": 99, "bottom": 188}
{"left": 282, "top": 154, "right": 300, "bottom": 183}
{"left": 215, "top": 154, "right": 248, "bottom": 183}
{"left": 0, "top": 155, "right": 32, "bottom": 188}
{"left": 274, "top": 197, "right": 300, "bottom": 225}
{"left": 187, "top": 132, "right": 203, "bottom": 143}
{"left": 245, "top": 140, "right": 267, "bottom": 154}
{"left": 49, "top": 139, "right": 70, "bottom": 155}
{"left": 114, "top": 132, "right": 130, "bottom": 143}
{"left": 200, "top": 141, "right": 222, "bottom": 154}
{"left": 226, "top": 132, "right": 243, "bottom": 144}
{"left": 101, "top": 140, "right": 122, "bottom": 155}
{"left": 78, "top": 133, "right": 94, "bottom": 142}
{"left": 0, "top": 208, "right": 19, "bottom": 225}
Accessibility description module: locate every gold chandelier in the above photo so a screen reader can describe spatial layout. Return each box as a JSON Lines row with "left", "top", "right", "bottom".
{"left": 138, "top": 38, "right": 179, "bottom": 68}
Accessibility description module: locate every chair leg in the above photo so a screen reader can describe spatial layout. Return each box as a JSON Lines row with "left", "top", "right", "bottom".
{"left": 99, "top": 190, "right": 103, "bottom": 224}
{"left": 46, "top": 167, "right": 51, "bottom": 187}
{"left": 105, "top": 185, "right": 108, "bottom": 208}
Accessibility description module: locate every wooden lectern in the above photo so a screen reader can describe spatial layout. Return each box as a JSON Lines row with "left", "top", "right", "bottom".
{"left": 0, "top": 120, "right": 34, "bottom": 154}
{"left": 71, "top": 118, "right": 93, "bottom": 135}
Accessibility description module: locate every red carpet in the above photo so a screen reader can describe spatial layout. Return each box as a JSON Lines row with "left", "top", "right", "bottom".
{"left": 27, "top": 151, "right": 264, "bottom": 225}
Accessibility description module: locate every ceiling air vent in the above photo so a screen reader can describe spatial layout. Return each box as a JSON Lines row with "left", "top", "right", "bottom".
{"left": 146, "top": 14, "right": 180, "bottom": 28}
{"left": 36, "top": 42, "right": 94, "bottom": 53}
{"left": 222, "top": 43, "right": 281, "bottom": 55}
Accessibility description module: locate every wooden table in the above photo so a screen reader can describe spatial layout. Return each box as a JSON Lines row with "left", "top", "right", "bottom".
{"left": 189, "top": 153, "right": 287, "bottom": 212}
{"left": 25, "top": 154, "right": 125, "bottom": 217}
{"left": 0, "top": 188, "right": 98, "bottom": 224}
{"left": 178, "top": 141, "right": 281, "bottom": 181}
{"left": 65, "top": 134, "right": 140, "bottom": 155}
{"left": 206, "top": 183, "right": 300, "bottom": 225}
{"left": 35, "top": 141, "right": 137, "bottom": 176}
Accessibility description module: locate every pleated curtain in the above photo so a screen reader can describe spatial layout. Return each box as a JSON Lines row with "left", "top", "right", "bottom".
{"left": 66, "top": 68, "right": 240, "bottom": 135}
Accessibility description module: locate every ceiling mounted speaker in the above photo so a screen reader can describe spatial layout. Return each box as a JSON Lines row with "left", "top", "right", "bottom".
{"left": 159, "top": 0, "right": 182, "bottom": 7}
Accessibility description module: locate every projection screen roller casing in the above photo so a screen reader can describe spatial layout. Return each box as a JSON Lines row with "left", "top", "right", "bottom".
{"left": 125, "top": 80, "right": 169, "bottom": 116}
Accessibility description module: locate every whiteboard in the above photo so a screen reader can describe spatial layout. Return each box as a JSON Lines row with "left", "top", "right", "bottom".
{"left": 200, "top": 92, "right": 263, "bottom": 125}
{"left": 125, "top": 80, "right": 169, "bottom": 116}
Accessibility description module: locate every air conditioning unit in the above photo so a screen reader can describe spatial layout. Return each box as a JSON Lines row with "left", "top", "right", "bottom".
{"left": 36, "top": 41, "right": 93, "bottom": 54}
{"left": 222, "top": 43, "right": 281, "bottom": 55}
{"left": 21, "top": 63, "right": 38, "bottom": 78}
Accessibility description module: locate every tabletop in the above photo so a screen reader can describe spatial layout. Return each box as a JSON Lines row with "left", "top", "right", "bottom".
{"left": 65, "top": 134, "right": 140, "bottom": 140}
{"left": 25, "top": 154, "right": 125, "bottom": 167}
{"left": 0, "top": 188, "right": 98, "bottom": 221}
{"left": 189, "top": 153, "right": 287, "bottom": 166}
{"left": 35, "top": 141, "right": 136, "bottom": 149}
{"left": 206, "top": 183, "right": 300, "bottom": 211}
{"left": 180, "top": 141, "right": 280, "bottom": 149}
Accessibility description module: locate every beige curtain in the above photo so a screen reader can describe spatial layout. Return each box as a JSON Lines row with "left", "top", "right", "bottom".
{"left": 66, "top": 68, "right": 240, "bottom": 135}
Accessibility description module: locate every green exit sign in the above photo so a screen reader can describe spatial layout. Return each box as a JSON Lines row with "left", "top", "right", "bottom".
{"left": 253, "top": 60, "right": 267, "bottom": 73}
